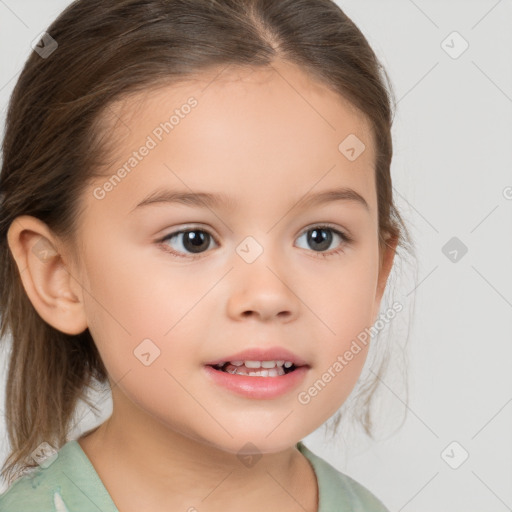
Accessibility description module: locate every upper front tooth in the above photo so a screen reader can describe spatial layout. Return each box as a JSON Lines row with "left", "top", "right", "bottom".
{"left": 232, "top": 360, "right": 287, "bottom": 368}
{"left": 243, "top": 360, "right": 278, "bottom": 368}
{"left": 244, "top": 360, "right": 262, "bottom": 368}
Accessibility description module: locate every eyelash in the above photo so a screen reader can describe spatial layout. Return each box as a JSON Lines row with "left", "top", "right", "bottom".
{"left": 157, "top": 224, "right": 353, "bottom": 260}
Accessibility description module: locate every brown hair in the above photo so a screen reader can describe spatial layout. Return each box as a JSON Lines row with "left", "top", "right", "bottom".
{"left": 0, "top": 0, "right": 415, "bottom": 486}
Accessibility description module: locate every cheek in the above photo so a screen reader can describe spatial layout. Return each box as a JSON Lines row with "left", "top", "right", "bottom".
{"left": 79, "top": 246, "right": 217, "bottom": 437}
{"left": 296, "top": 265, "right": 377, "bottom": 421}
{"left": 307, "top": 252, "right": 379, "bottom": 347}
{"left": 80, "top": 243, "right": 205, "bottom": 375}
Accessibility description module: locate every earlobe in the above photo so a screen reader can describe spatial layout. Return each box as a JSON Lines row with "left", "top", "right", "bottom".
{"left": 6, "top": 215, "right": 88, "bottom": 335}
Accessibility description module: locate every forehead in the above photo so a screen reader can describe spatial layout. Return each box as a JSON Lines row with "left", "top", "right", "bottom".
{"left": 85, "top": 60, "right": 377, "bottom": 220}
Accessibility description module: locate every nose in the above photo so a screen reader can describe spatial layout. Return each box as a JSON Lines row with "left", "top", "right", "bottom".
{"left": 226, "top": 254, "right": 300, "bottom": 323}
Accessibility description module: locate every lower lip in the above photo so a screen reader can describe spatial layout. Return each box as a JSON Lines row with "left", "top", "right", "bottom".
{"left": 203, "top": 365, "right": 309, "bottom": 399}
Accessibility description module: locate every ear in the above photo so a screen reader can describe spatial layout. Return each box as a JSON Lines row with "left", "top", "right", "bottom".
{"left": 7, "top": 215, "right": 88, "bottom": 335}
{"left": 372, "top": 233, "right": 399, "bottom": 321}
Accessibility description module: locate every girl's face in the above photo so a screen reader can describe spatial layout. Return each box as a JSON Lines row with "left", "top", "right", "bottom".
{"left": 70, "top": 60, "right": 395, "bottom": 454}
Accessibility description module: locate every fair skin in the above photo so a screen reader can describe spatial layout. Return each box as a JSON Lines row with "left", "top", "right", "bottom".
{"left": 7, "top": 59, "right": 397, "bottom": 511}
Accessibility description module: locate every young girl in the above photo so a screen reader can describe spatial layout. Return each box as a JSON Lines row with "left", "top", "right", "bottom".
{"left": 0, "top": 0, "right": 413, "bottom": 510}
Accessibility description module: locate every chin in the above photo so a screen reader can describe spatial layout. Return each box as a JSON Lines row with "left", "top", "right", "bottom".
{"left": 195, "top": 429, "right": 304, "bottom": 457}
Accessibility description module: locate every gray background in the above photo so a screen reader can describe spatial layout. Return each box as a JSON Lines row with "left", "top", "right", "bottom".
{"left": 1, "top": 1, "right": 511, "bottom": 510}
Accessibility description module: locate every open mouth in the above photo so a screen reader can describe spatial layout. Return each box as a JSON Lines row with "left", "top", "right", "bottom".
{"left": 203, "top": 357, "right": 310, "bottom": 398}
{"left": 208, "top": 360, "right": 299, "bottom": 377}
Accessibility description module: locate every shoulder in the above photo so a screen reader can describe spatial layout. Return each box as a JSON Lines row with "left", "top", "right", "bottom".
{"left": 0, "top": 440, "right": 113, "bottom": 512}
{"left": 0, "top": 449, "right": 67, "bottom": 512}
{"left": 297, "top": 441, "right": 390, "bottom": 512}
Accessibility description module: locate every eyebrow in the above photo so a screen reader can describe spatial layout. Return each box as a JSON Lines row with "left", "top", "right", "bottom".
{"left": 130, "top": 186, "right": 370, "bottom": 214}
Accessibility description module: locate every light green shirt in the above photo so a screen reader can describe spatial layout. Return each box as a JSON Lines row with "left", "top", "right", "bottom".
{"left": 0, "top": 440, "right": 389, "bottom": 511}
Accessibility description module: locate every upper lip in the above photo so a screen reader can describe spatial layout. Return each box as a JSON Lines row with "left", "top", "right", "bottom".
{"left": 205, "top": 347, "right": 309, "bottom": 367}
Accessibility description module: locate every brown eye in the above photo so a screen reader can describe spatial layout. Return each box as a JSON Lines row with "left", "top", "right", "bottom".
{"left": 160, "top": 228, "right": 217, "bottom": 257}
{"left": 158, "top": 224, "right": 352, "bottom": 259}
{"left": 295, "top": 225, "right": 352, "bottom": 257}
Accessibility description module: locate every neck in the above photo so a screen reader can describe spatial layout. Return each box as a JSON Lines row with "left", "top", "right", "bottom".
{"left": 78, "top": 408, "right": 318, "bottom": 512}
